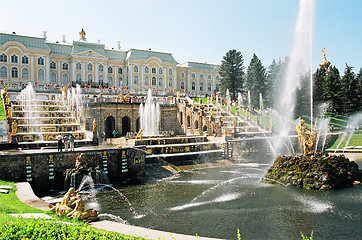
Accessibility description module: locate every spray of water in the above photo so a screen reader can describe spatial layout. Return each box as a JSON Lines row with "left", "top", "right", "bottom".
{"left": 140, "top": 89, "right": 160, "bottom": 136}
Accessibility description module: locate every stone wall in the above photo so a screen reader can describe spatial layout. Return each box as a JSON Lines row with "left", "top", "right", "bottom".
{"left": 0, "top": 147, "right": 145, "bottom": 194}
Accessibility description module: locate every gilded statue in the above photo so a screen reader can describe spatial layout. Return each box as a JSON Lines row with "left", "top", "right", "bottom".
{"left": 11, "top": 120, "right": 17, "bottom": 136}
{"left": 118, "top": 93, "right": 124, "bottom": 102}
{"left": 176, "top": 91, "right": 180, "bottom": 102}
{"left": 5, "top": 93, "right": 10, "bottom": 105}
{"left": 92, "top": 119, "right": 97, "bottom": 133}
{"left": 296, "top": 118, "right": 317, "bottom": 155}
{"left": 6, "top": 106, "right": 11, "bottom": 118}
{"left": 79, "top": 28, "right": 86, "bottom": 41}
{"left": 75, "top": 153, "right": 87, "bottom": 169}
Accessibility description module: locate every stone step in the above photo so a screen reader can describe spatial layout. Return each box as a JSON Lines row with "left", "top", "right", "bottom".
{"left": 0, "top": 185, "right": 13, "bottom": 190}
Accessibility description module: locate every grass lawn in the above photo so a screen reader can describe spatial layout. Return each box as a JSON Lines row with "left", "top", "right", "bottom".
{"left": 0, "top": 180, "right": 145, "bottom": 239}
{"left": 0, "top": 97, "right": 5, "bottom": 120}
{"left": 329, "top": 131, "right": 362, "bottom": 149}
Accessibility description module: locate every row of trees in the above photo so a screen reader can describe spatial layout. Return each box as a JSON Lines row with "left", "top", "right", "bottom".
{"left": 219, "top": 49, "right": 362, "bottom": 117}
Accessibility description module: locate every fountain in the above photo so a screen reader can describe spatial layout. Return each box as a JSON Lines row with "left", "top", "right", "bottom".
{"left": 139, "top": 89, "right": 160, "bottom": 136}
{"left": 237, "top": 92, "right": 243, "bottom": 108}
{"left": 259, "top": 92, "right": 263, "bottom": 111}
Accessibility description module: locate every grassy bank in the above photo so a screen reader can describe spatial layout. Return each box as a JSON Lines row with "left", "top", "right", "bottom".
{"left": 0, "top": 180, "right": 145, "bottom": 239}
{"left": 329, "top": 131, "right": 362, "bottom": 149}
{"left": 0, "top": 97, "right": 5, "bottom": 120}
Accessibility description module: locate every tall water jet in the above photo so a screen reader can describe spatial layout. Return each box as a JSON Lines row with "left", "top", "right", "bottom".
{"left": 237, "top": 92, "right": 243, "bottom": 108}
{"left": 259, "top": 93, "right": 264, "bottom": 110}
{"left": 247, "top": 91, "right": 251, "bottom": 109}
{"left": 139, "top": 89, "right": 160, "bottom": 136}
{"left": 275, "top": 0, "right": 316, "bottom": 155}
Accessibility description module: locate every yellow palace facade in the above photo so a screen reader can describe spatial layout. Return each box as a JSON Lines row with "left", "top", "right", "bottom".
{"left": 0, "top": 30, "right": 220, "bottom": 95}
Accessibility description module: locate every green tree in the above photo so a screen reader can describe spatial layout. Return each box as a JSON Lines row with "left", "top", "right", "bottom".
{"left": 356, "top": 68, "right": 362, "bottom": 111}
{"left": 246, "top": 53, "right": 267, "bottom": 109}
{"left": 313, "top": 67, "right": 327, "bottom": 111}
{"left": 324, "top": 66, "right": 345, "bottom": 115}
{"left": 295, "top": 73, "right": 311, "bottom": 118}
{"left": 219, "top": 49, "right": 245, "bottom": 100}
{"left": 342, "top": 64, "right": 359, "bottom": 113}
{"left": 266, "top": 58, "right": 287, "bottom": 108}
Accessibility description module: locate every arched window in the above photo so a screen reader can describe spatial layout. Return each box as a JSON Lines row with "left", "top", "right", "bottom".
{"left": 62, "top": 62, "right": 68, "bottom": 70}
{"left": 0, "top": 66, "right": 7, "bottom": 77}
{"left": 22, "top": 68, "right": 29, "bottom": 79}
{"left": 38, "top": 69, "right": 44, "bottom": 80}
{"left": 169, "top": 69, "right": 172, "bottom": 75}
{"left": 87, "top": 63, "right": 93, "bottom": 71}
{"left": 133, "top": 65, "right": 138, "bottom": 73}
{"left": 118, "top": 67, "right": 122, "bottom": 74}
{"left": 11, "top": 54, "right": 18, "bottom": 63}
{"left": 200, "top": 82, "right": 204, "bottom": 91}
{"left": 208, "top": 75, "right": 212, "bottom": 80}
{"left": 181, "top": 72, "right": 185, "bottom": 78}
{"left": 98, "top": 75, "right": 104, "bottom": 85}
{"left": 191, "top": 82, "right": 196, "bottom": 90}
{"left": 208, "top": 82, "right": 212, "bottom": 91}
{"left": 0, "top": 54, "right": 7, "bottom": 62}
{"left": 50, "top": 73, "right": 56, "bottom": 83}
{"left": 37, "top": 57, "right": 44, "bottom": 65}
{"left": 22, "top": 56, "right": 29, "bottom": 64}
{"left": 144, "top": 66, "right": 149, "bottom": 73}
{"left": 216, "top": 76, "right": 219, "bottom": 80}
{"left": 158, "top": 77, "right": 163, "bottom": 86}
{"left": 108, "top": 76, "right": 113, "bottom": 86}
{"left": 87, "top": 74, "right": 93, "bottom": 85}
{"left": 200, "top": 74, "right": 204, "bottom": 79}
{"left": 50, "top": 61, "right": 56, "bottom": 69}
{"left": 180, "top": 81, "right": 185, "bottom": 90}
{"left": 134, "top": 75, "right": 139, "bottom": 84}
{"left": 62, "top": 73, "right": 69, "bottom": 84}
{"left": 187, "top": 116, "right": 191, "bottom": 128}
{"left": 108, "top": 66, "right": 113, "bottom": 73}
{"left": 76, "top": 73, "right": 82, "bottom": 84}
{"left": 158, "top": 68, "right": 163, "bottom": 74}
{"left": 195, "top": 121, "right": 199, "bottom": 129}
{"left": 144, "top": 76, "right": 149, "bottom": 85}
{"left": 11, "top": 67, "right": 18, "bottom": 78}
{"left": 168, "top": 78, "right": 173, "bottom": 87}
{"left": 151, "top": 67, "right": 156, "bottom": 74}
{"left": 151, "top": 76, "right": 156, "bottom": 85}
{"left": 99, "top": 64, "right": 103, "bottom": 71}
{"left": 76, "top": 62, "right": 82, "bottom": 70}
{"left": 118, "top": 77, "right": 123, "bottom": 86}
{"left": 191, "top": 73, "right": 196, "bottom": 78}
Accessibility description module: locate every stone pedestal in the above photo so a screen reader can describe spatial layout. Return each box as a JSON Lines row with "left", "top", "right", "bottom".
{"left": 92, "top": 132, "right": 99, "bottom": 145}
{"left": 11, "top": 135, "right": 17, "bottom": 143}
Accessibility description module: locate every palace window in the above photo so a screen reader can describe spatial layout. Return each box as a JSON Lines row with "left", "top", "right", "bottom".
{"left": 37, "top": 69, "right": 44, "bottom": 80}
{"left": 87, "top": 63, "right": 93, "bottom": 71}
{"left": 118, "top": 77, "right": 123, "bottom": 86}
{"left": 0, "top": 67, "right": 7, "bottom": 77}
{"left": 37, "top": 57, "right": 44, "bottom": 65}
{"left": 21, "top": 68, "right": 29, "bottom": 79}
{"left": 151, "top": 67, "right": 156, "bottom": 74}
{"left": 200, "top": 82, "right": 204, "bottom": 91}
{"left": 133, "top": 65, "right": 139, "bottom": 73}
{"left": 61, "top": 63, "right": 68, "bottom": 70}
{"left": 76, "top": 73, "right": 82, "bottom": 84}
{"left": 134, "top": 75, "right": 139, "bottom": 84}
{"left": 108, "top": 67, "right": 113, "bottom": 74}
{"left": 50, "top": 61, "right": 56, "bottom": 69}
{"left": 145, "top": 76, "right": 149, "bottom": 85}
{"left": 22, "top": 56, "right": 29, "bottom": 64}
{"left": 118, "top": 67, "right": 122, "bottom": 74}
{"left": 108, "top": 76, "right": 113, "bottom": 86}
{"left": 62, "top": 73, "right": 69, "bottom": 84}
{"left": 181, "top": 72, "right": 185, "bottom": 78}
{"left": 11, "top": 67, "right": 18, "bottom": 78}
{"left": 50, "top": 73, "right": 56, "bottom": 83}
{"left": 191, "top": 81, "right": 196, "bottom": 90}
{"left": 11, "top": 54, "right": 18, "bottom": 63}
{"left": 208, "top": 82, "right": 212, "bottom": 91}
{"left": 144, "top": 66, "right": 149, "bottom": 74}
{"left": 180, "top": 81, "right": 185, "bottom": 90}
{"left": 158, "top": 77, "right": 163, "bottom": 86}
{"left": 168, "top": 78, "right": 173, "bottom": 87}
{"left": 191, "top": 73, "right": 195, "bottom": 78}
{"left": 151, "top": 76, "right": 156, "bottom": 85}
{"left": 208, "top": 75, "right": 212, "bottom": 80}
{"left": 0, "top": 54, "right": 7, "bottom": 62}
{"left": 98, "top": 75, "right": 104, "bottom": 85}
{"left": 216, "top": 76, "right": 219, "bottom": 80}
{"left": 99, "top": 64, "right": 103, "bottom": 71}
{"left": 169, "top": 69, "right": 172, "bottom": 76}
{"left": 158, "top": 68, "right": 163, "bottom": 74}
{"left": 200, "top": 74, "right": 204, "bottom": 79}
{"left": 76, "top": 62, "right": 82, "bottom": 70}
{"left": 87, "top": 74, "right": 93, "bottom": 85}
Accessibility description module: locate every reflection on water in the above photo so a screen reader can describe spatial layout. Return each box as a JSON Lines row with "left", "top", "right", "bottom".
{"left": 93, "top": 163, "right": 362, "bottom": 240}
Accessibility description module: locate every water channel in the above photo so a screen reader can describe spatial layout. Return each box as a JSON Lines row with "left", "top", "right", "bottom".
{"left": 89, "top": 161, "right": 362, "bottom": 240}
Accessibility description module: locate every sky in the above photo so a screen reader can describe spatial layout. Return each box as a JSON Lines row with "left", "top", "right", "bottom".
{"left": 1, "top": 0, "right": 361, "bottom": 74}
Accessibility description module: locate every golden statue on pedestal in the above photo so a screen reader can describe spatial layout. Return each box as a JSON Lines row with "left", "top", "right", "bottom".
{"left": 11, "top": 120, "right": 17, "bottom": 136}
{"left": 92, "top": 119, "right": 97, "bottom": 133}
{"left": 79, "top": 28, "right": 86, "bottom": 41}
{"left": 296, "top": 118, "right": 317, "bottom": 156}
{"left": 319, "top": 48, "right": 330, "bottom": 69}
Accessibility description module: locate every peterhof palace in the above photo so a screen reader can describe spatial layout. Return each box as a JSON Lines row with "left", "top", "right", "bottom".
{"left": 0, "top": 30, "right": 220, "bottom": 95}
